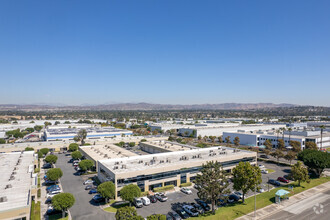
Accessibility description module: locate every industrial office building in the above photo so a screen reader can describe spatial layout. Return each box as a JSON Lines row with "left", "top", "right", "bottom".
{"left": 223, "top": 129, "right": 330, "bottom": 149}
{"left": 0, "top": 151, "right": 37, "bottom": 220}
{"left": 44, "top": 126, "right": 133, "bottom": 141}
{"left": 97, "top": 146, "right": 257, "bottom": 198}
{"left": 139, "top": 140, "right": 196, "bottom": 154}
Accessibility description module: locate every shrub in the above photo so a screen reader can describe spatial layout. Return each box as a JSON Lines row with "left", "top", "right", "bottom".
{"left": 140, "top": 139, "right": 147, "bottom": 142}
{"left": 141, "top": 191, "right": 149, "bottom": 197}
{"left": 39, "top": 148, "right": 49, "bottom": 155}
{"left": 25, "top": 147, "right": 34, "bottom": 151}
{"left": 45, "top": 155, "right": 58, "bottom": 164}
{"left": 153, "top": 185, "right": 174, "bottom": 193}
{"left": 34, "top": 168, "right": 40, "bottom": 173}
{"left": 179, "top": 182, "right": 192, "bottom": 188}
{"left": 37, "top": 151, "right": 44, "bottom": 159}
{"left": 147, "top": 214, "right": 167, "bottom": 220}
{"left": 71, "top": 151, "right": 83, "bottom": 160}
{"left": 37, "top": 189, "right": 41, "bottom": 198}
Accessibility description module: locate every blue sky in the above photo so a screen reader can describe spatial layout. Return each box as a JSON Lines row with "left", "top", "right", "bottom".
{"left": 0, "top": 0, "right": 329, "bottom": 106}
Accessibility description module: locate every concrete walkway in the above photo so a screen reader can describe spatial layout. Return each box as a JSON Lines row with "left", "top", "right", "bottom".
{"left": 237, "top": 181, "right": 330, "bottom": 220}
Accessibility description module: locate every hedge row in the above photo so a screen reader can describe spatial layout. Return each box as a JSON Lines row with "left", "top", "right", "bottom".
{"left": 153, "top": 185, "right": 174, "bottom": 193}
{"left": 179, "top": 182, "right": 192, "bottom": 188}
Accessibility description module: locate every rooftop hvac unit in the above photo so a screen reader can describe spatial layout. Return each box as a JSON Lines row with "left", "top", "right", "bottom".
{"left": 114, "top": 166, "right": 118, "bottom": 170}
{"left": 5, "top": 184, "right": 12, "bottom": 189}
{"left": 0, "top": 197, "right": 8, "bottom": 203}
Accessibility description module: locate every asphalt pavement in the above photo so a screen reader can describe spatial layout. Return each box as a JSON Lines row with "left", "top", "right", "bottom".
{"left": 56, "top": 153, "right": 113, "bottom": 220}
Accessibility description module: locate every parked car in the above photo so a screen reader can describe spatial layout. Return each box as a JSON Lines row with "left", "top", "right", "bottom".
{"left": 182, "top": 204, "right": 199, "bottom": 217}
{"left": 228, "top": 194, "right": 240, "bottom": 203}
{"left": 181, "top": 187, "right": 192, "bottom": 194}
{"left": 194, "top": 184, "right": 200, "bottom": 189}
{"left": 258, "top": 188, "right": 265, "bottom": 193}
{"left": 217, "top": 198, "right": 227, "bottom": 207}
{"left": 190, "top": 203, "right": 204, "bottom": 214}
{"left": 233, "top": 191, "right": 243, "bottom": 199}
{"left": 258, "top": 164, "right": 265, "bottom": 169}
{"left": 43, "top": 163, "right": 52, "bottom": 169}
{"left": 85, "top": 185, "right": 94, "bottom": 190}
{"left": 284, "top": 174, "right": 294, "bottom": 181}
{"left": 148, "top": 195, "right": 157, "bottom": 203}
{"left": 45, "top": 180, "right": 58, "bottom": 185}
{"left": 141, "top": 197, "right": 150, "bottom": 206}
{"left": 83, "top": 179, "right": 94, "bottom": 185}
{"left": 46, "top": 191, "right": 61, "bottom": 198}
{"left": 89, "top": 188, "right": 98, "bottom": 194}
{"left": 261, "top": 169, "right": 269, "bottom": 174}
{"left": 196, "top": 199, "right": 211, "bottom": 211}
{"left": 168, "top": 211, "right": 182, "bottom": 220}
{"left": 277, "top": 177, "right": 289, "bottom": 183}
{"left": 92, "top": 194, "right": 104, "bottom": 203}
{"left": 268, "top": 179, "right": 281, "bottom": 186}
{"left": 46, "top": 205, "right": 61, "bottom": 215}
{"left": 175, "top": 208, "right": 190, "bottom": 219}
{"left": 46, "top": 185, "right": 60, "bottom": 193}
{"left": 133, "top": 198, "right": 143, "bottom": 208}
{"left": 260, "top": 154, "right": 269, "bottom": 159}
{"left": 166, "top": 215, "right": 174, "bottom": 220}
{"left": 155, "top": 193, "right": 168, "bottom": 202}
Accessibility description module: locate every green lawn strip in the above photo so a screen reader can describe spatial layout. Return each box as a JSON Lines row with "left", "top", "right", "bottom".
{"left": 30, "top": 201, "right": 41, "bottom": 220}
{"left": 103, "top": 200, "right": 130, "bottom": 213}
{"left": 194, "top": 177, "right": 330, "bottom": 220}
{"left": 266, "top": 168, "right": 275, "bottom": 173}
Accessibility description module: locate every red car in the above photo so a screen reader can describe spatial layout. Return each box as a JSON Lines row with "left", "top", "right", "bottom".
{"left": 277, "top": 177, "right": 289, "bottom": 183}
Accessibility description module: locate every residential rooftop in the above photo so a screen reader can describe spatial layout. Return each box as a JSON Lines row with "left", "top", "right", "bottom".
{"left": 0, "top": 151, "right": 35, "bottom": 212}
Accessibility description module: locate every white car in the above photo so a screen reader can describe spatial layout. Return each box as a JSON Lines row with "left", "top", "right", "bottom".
{"left": 261, "top": 169, "right": 268, "bottom": 174}
{"left": 258, "top": 164, "right": 265, "bottom": 169}
{"left": 46, "top": 190, "right": 61, "bottom": 198}
{"left": 141, "top": 197, "right": 150, "bottom": 206}
{"left": 258, "top": 188, "right": 265, "bottom": 193}
{"left": 181, "top": 187, "right": 192, "bottom": 194}
{"left": 83, "top": 179, "right": 94, "bottom": 185}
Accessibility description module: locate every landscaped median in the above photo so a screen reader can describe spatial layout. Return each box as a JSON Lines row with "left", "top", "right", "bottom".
{"left": 194, "top": 177, "right": 330, "bottom": 220}
{"left": 103, "top": 200, "right": 130, "bottom": 213}
{"left": 30, "top": 201, "right": 41, "bottom": 220}
{"left": 266, "top": 168, "right": 275, "bottom": 173}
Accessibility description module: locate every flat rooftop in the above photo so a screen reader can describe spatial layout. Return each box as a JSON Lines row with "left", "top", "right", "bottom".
{"left": 141, "top": 140, "right": 195, "bottom": 152}
{"left": 46, "top": 126, "right": 131, "bottom": 135}
{"left": 99, "top": 146, "right": 256, "bottom": 174}
{"left": 228, "top": 130, "right": 330, "bottom": 139}
{"left": 80, "top": 144, "right": 137, "bottom": 161}
{"left": 0, "top": 151, "right": 35, "bottom": 212}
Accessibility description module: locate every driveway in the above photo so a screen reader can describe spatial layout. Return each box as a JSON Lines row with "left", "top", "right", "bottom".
{"left": 56, "top": 153, "right": 114, "bottom": 220}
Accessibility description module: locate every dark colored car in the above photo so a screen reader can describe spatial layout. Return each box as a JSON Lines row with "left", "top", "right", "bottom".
{"left": 196, "top": 199, "right": 211, "bottom": 211}
{"left": 268, "top": 179, "right": 281, "bottom": 186}
{"left": 45, "top": 180, "right": 58, "bottom": 185}
{"left": 92, "top": 194, "right": 104, "bottom": 203}
{"left": 148, "top": 195, "right": 157, "bottom": 203}
{"left": 43, "top": 163, "right": 52, "bottom": 169}
{"left": 166, "top": 215, "right": 174, "bottom": 220}
{"left": 175, "top": 209, "right": 190, "bottom": 219}
{"left": 168, "top": 211, "right": 182, "bottom": 220}
{"left": 260, "top": 154, "right": 270, "bottom": 159}
{"left": 284, "top": 174, "right": 293, "bottom": 181}
{"left": 277, "top": 177, "right": 289, "bottom": 183}
{"left": 228, "top": 194, "right": 240, "bottom": 203}
{"left": 89, "top": 188, "right": 98, "bottom": 194}
{"left": 190, "top": 203, "right": 204, "bottom": 214}
{"left": 46, "top": 185, "right": 60, "bottom": 193}
{"left": 217, "top": 198, "right": 227, "bottom": 207}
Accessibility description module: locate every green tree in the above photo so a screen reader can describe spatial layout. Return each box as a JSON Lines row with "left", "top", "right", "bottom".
{"left": 45, "top": 155, "right": 58, "bottom": 164}
{"left": 74, "top": 129, "right": 87, "bottom": 145}
{"left": 225, "top": 136, "right": 231, "bottom": 144}
{"left": 194, "top": 161, "right": 229, "bottom": 214}
{"left": 52, "top": 193, "right": 75, "bottom": 218}
{"left": 64, "top": 121, "right": 71, "bottom": 124}
{"left": 115, "top": 206, "right": 143, "bottom": 220}
{"left": 232, "top": 162, "right": 262, "bottom": 203}
{"left": 263, "top": 139, "right": 272, "bottom": 150}
{"left": 71, "top": 151, "right": 83, "bottom": 160}
{"left": 25, "top": 147, "right": 34, "bottom": 151}
{"left": 218, "top": 136, "right": 223, "bottom": 143}
{"left": 319, "top": 125, "right": 326, "bottom": 150}
{"left": 46, "top": 168, "right": 63, "bottom": 181}
{"left": 39, "top": 148, "right": 49, "bottom": 155}
{"left": 233, "top": 136, "right": 240, "bottom": 147}
{"left": 5, "top": 129, "right": 24, "bottom": 138}
{"left": 271, "top": 149, "right": 284, "bottom": 164}
{"left": 97, "top": 182, "right": 115, "bottom": 203}
{"left": 34, "top": 125, "right": 43, "bottom": 132}
{"left": 298, "top": 150, "right": 330, "bottom": 177}
{"left": 78, "top": 159, "right": 94, "bottom": 172}
{"left": 44, "top": 121, "right": 52, "bottom": 126}
{"left": 278, "top": 139, "right": 285, "bottom": 150}
{"left": 209, "top": 136, "right": 216, "bottom": 143}
{"left": 284, "top": 151, "right": 296, "bottom": 165}
{"left": 68, "top": 143, "right": 79, "bottom": 152}
{"left": 0, "top": 138, "right": 5, "bottom": 144}
{"left": 147, "top": 214, "right": 166, "bottom": 220}
{"left": 25, "top": 127, "right": 34, "bottom": 133}
{"left": 291, "top": 161, "right": 310, "bottom": 186}
{"left": 288, "top": 127, "right": 292, "bottom": 142}
{"left": 305, "top": 141, "right": 318, "bottom": 150}
{"left": 129, "top": 142, "right": 136, "bottom": 147}
{"left": 37, "top": 151, "right": 44, "bottom": 159}
{"left": 120, "top": 184, "right": 141, "bottom": 205}
{"left": 290, "top": 140, "right": 301, "bottom": 152}
{"left": 55, "top": 121, "right": 60, "bottom": 125}
{"left": 198, "top": 135, "right": 202, "bottom": 141}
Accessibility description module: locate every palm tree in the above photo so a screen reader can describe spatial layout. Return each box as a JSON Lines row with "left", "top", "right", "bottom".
{"left": 281, "top": 127, "right": 286, "bottom": 140}
{"left": 276, "top": 129, "right": 280, "bottom": 147}
{"left": 288, "top": 128, "right": 292, "bottom": 142}
{"left": 320, "top": 125, "right": 325, "bottom": 150}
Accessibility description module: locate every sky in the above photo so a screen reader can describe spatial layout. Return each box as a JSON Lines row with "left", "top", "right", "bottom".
{"left": 0, "top": 0, "right": 329, "bottom": 106}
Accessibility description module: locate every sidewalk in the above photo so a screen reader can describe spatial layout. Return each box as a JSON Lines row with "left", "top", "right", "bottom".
{"left": 237, "top": 181, "right": 330, "bottom": 220}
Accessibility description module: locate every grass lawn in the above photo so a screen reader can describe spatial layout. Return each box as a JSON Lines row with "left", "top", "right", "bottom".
{"left": 194, "top": 177, "right": 330, "bottom": 220}
{"left": 30, "top": 201, "right": 41, "bottom": 220}
{"left": 266, "top": 168, "right": 275, "bottom": 173}
{"left": 103, "top": 200, "right": 130, "bottom": 213}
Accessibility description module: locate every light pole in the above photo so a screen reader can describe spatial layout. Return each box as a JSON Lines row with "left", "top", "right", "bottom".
{"left": 268, "top": 177, "right": 270, "bottom": 192}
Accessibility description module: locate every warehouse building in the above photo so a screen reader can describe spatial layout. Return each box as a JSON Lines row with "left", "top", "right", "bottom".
{"left": 97, "top": 146, "right": 257, "bottom": 198}
{"left": 223, "top": 129, "right": 330, "bottom": 150}
{"left": 0, "top": 151, "right": 37, "bottom": 220}
{"left": 140, "top": 140, "right": 196, "bottom": 154}
{"left": 44, "top": 126, "right": 133, "bottom": 141}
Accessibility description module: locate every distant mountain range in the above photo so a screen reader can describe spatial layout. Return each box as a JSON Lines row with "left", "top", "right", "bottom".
{"left": 0, "top": 103, "right": 299, "bottom": 111}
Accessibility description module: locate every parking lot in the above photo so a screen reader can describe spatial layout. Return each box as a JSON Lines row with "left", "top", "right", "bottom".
{"left": 54, "top": 153, "right": 291, "bottom": 219}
